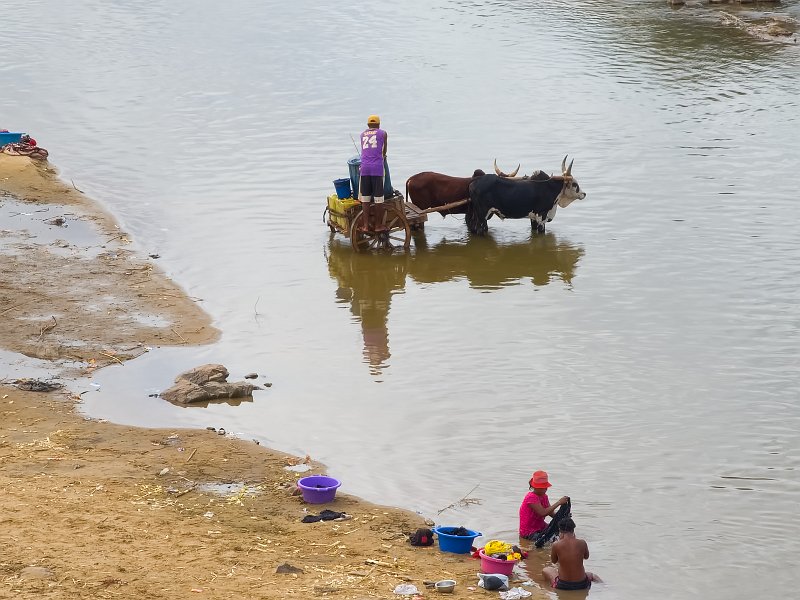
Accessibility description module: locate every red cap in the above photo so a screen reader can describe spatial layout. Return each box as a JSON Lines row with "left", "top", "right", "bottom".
{"left": 529, "top": 470, "right": 552, "bottom": 489}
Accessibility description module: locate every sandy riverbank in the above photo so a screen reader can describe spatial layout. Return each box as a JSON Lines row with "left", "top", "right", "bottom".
{"left": 0, "top": 155, "right": 217, "bottom": 368}
{"left": 0, "top": 156, "right": 549, "bottom": 599}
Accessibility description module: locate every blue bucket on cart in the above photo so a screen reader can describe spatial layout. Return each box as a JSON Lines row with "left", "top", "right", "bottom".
{"left": 333, "top": 178, "right": 352, "bottom": 199}
{"left": 433, "top": 526, "right": 482, "bottom": 554}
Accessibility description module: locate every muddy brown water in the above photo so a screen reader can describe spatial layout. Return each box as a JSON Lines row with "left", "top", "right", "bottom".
{"left": 2, "top": 2, "right": 800, "bottom": 597}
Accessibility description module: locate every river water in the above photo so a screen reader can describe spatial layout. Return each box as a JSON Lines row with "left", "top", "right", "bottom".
{"left": 2, "top": 1, "right": 799, "bottom": 598}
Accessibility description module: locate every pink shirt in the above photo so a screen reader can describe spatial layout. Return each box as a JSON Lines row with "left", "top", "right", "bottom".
{"left": 519, "top": 491, "right": 549, "bottom": 536}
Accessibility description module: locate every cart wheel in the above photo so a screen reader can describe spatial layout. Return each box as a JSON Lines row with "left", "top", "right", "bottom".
{"left": 350, "top": 204, "right": 411, "bottom": 252}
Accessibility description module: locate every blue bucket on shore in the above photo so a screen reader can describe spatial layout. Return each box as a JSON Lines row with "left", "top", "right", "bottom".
{"left": 433, "top": 526, "right": 482, "bottom": 554}
{"left": 0, "top": 132, "right": 24, "bottom": 145}
{"left": 333, "top": 178, "right": 352, "bottom": 199}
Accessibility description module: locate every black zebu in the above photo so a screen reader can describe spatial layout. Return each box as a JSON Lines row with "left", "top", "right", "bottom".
{"left": 404, "top": 160, "right": 522, "bottom": 217}
{"left": 466, "top": 156, "right": 585, "bottom": 236}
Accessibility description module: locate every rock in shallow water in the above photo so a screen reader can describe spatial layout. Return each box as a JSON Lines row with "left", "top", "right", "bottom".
{"left": 159, "top": 364, "right": 261, "bottom": 404}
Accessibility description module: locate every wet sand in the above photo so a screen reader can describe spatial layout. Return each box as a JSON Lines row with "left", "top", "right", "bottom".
{"left": 0, "top": 155, "right": 217, "bottom": 367}
{"left": 0, "top": 155, "right": 549, "bottom": 599}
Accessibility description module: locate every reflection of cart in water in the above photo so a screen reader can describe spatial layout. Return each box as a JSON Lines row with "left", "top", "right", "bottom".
{"left": 325, "top": 232, "right": 585, "bottom": 375}
{"left": 324, "top": 156, "right": 434, "bottom": 252}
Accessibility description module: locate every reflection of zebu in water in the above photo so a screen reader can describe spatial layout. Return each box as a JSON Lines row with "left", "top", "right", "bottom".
{"left": 467, "top": 156, "right": 586, "bottom": 236}
{"left": 409, "top": 232, "right": 584, "bottom": 289}
{"left": 325, "top": 232, "right": 584, "bottom": 374}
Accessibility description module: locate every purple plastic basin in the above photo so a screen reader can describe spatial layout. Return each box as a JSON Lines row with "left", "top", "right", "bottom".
{"left": 297, "top": 475, "right": 342, "bottom": 504}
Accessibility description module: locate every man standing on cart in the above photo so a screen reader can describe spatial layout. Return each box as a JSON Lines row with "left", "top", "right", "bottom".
{"left": 359, "top": 115, "right": 388, "bottom": 230}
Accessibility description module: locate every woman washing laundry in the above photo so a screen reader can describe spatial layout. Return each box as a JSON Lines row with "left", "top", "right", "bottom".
{"left": 518, "top": 470, "right": 569, "bottom": 541}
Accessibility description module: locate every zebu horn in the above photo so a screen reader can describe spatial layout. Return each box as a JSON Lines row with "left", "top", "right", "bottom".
{"left": 566, "top": 158, "right": 574, "bottom": 176}
{"left": 494, "top": 158, "right": 504, "bottom": 176}
{"left": 561, "top": 155, "right": 567, "bottom": 173}
{"left": 494, "top": 159, "right": 521, "bottom": 178}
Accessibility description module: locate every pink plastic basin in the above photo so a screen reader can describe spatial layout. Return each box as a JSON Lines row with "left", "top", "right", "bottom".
{"left": 479, "top": 549, "right": 518, "bottom": 576}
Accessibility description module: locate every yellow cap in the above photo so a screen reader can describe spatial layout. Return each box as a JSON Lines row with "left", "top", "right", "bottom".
{"left": 367, "top": 114, "right": 380, "bottom": 125}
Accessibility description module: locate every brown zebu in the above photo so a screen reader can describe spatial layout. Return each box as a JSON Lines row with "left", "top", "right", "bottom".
{"left": 404, "top": 160, "right": 521, "bottom": 217}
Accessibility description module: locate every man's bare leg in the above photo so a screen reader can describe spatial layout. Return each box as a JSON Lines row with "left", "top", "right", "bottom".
{"left": 587, "top": 571, "right": 602, "bottom": 583}
{"left": 373, "top": 201, "right": 386, "bottom": 232}
{"left": 363, "top": 201, "right": 373, "bottom": 230}
{"left": 542, "top": 566, "right": 558, "bottom": 587}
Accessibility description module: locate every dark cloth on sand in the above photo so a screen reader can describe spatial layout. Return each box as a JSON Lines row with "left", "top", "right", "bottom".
{"left": 301, "top": 509, "right": 346, "bottom": 523}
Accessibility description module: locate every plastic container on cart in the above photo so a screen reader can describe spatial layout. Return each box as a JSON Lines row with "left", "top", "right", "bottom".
{"left": 333, "top": 178, "right": 352, "bottom": 199}
{"left": 347, "top": 156, "right": 361, "bottom": 198}
{"left": 348, "top": 156, "right": 394, "bottom": 199}
{"left": 382, "top": 158, "right": 393, "bottom": 198}
{"left": 327, "top": 194, "right": 359, "bottom": 231}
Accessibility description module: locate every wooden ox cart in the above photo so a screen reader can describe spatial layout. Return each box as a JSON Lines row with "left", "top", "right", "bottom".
{"left": 324, "top": 192, "right": 471, "bottom": 252}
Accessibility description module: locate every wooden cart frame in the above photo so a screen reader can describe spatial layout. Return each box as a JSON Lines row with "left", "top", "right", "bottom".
{"left": 325, "top": 193, "right": 428, "bottom": 252}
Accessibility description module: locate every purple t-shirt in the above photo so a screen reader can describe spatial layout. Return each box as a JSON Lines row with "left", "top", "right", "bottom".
{"left": 360, "top": 128, "right": 386, "bottom": 176}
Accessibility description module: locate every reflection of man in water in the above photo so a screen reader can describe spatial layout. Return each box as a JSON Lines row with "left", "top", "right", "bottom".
{"left": 328, "top": 249, "right": 407, "bottom": 376}
{"left": 351, "top": 261, "right": 405, "bottom": 374}
{"left": 359, "top": 298, "right": 391, "bottom": 375}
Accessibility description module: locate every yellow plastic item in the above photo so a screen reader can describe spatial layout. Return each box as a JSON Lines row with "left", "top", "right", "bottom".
{"left": 483, "top": 540, "right": 513, "bottom": 556}
{"left": 338, "top": 196, "right": 359, "bottom": 212}
{"left": 327, "top": 194, "right": 359, "bottom": 231}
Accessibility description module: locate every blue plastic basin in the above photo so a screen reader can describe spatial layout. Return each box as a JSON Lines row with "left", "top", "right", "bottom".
{"left": 0, "top": 132, "right": 24, "bottom": 145}
{"left": 433, "top": 526, "right": 482, "bottom": 554}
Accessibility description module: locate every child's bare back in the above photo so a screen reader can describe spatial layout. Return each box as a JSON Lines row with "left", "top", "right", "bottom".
{"left": 552, "top": 535, "right": 589, "bottom": 581}
{"left": 542, "top": 517, "right": 602, "bottom": 591}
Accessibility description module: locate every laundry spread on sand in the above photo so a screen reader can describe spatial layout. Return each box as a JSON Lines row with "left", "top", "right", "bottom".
{"left": 301, "top": 509, "right": 350, "bottom": 523}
